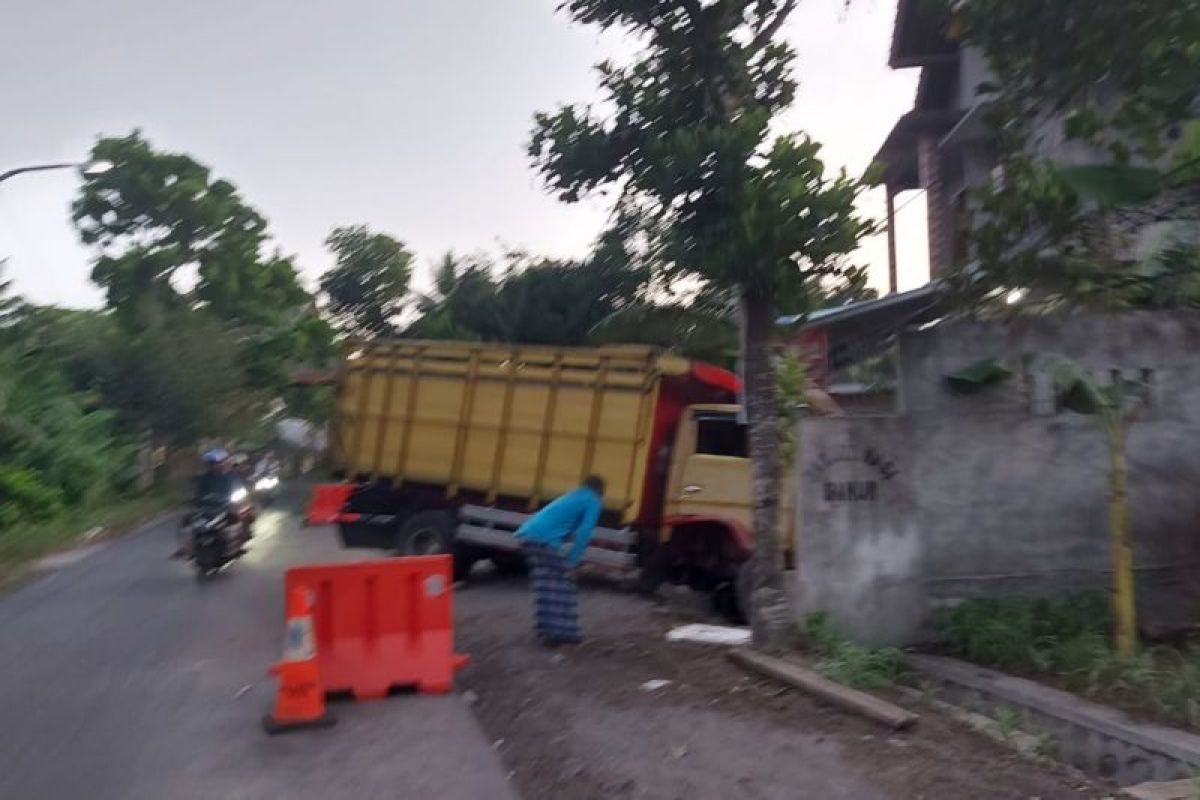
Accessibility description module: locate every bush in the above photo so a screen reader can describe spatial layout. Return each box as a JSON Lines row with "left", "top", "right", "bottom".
{"left": 801, "top": 612, "right": 904, "bottom": 690}
{"left": 0, "top": 352, "right": 134, "bottom": 520}
{"left": 937, "top": 594, "right": 1200, "bottom": 731}
{"left": 938, "top": 593, "right": 1110, "bottom": 671}
{"left": 0, "top": 465, "right": 64, "bottom": 527}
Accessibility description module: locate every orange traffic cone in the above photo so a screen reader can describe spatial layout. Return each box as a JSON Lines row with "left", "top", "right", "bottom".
{"left": 262, "top": 586, "right": 336, "bottom": 734}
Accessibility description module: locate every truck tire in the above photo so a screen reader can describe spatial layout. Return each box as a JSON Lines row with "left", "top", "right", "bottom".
{"left": 395, "top": 510, "right": 454, "bottom": 557}
{"left": 632, "top": 530, "right": 665, "bottom": 594}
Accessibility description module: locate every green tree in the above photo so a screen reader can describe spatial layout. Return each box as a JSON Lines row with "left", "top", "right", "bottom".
{"left": 72, "top": 131, "right": 310, "bottom": 329}
{"left": 321, "top": 225, "right": 414, "bottom": 338}
{"left": 99, "top": 301, "right": 255, "bottom": 447}
{"left": 952, "top": 0, "right": 1200, "bottom": 162}
{"left": 406, "top": 241, "right": 648, "bottom": 346}
{"left": 589, "top": 297, "right": 740, "bottom": 366}
{"left": 0, "top": 261, "right": 22, "bottom": 331}
{"left": 405, "top": 252, "right": 502, "bottom": 341}
{"left": 0, "top": 347, "right": 132, "bottom": 526}
{"left": 496, "top": 248, "right": 648, "bottom": 346}
{"left": 531, "top": 0, "right": 876, "bottom": 649}
{"left": 945, "top": 0, "right": 1200, "bottom": 310}
{"left": 71, "top": 132, "right": 333, "bottom": 431}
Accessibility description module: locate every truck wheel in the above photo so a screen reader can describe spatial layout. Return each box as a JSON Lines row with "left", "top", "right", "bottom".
{"left": 396, "top": 510, "right": 454, "bottom": 556}
{"left": 734, "top": 561, "right": 754, "bottom": 625}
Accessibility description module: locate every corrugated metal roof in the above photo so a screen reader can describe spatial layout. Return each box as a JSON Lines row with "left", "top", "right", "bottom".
{"left": 777, "top": 283, "right": 942, "bottom": 329}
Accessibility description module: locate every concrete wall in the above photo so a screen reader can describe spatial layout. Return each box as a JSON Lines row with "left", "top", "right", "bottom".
{"left": 794, "top": 312, "right": 1200, "bottom": 646}
{"left": 956, "top": 46, "right": 993, "bottom": 110}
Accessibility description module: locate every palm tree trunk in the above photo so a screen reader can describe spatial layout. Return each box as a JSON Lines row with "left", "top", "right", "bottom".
{"left": 740, "top": 290, "right": 791, "bottom": 651}
{"left": 1107, "top": 417, "right": 1137, "bottom": 655}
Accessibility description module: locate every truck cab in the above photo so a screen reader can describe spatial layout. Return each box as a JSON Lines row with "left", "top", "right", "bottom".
{"left": 644, "top": 404, "right": 793, "bottom": 614}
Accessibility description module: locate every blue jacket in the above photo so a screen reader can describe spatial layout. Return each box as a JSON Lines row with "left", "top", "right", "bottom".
{"left": 516, "top": 486, "right": 603, "bottom": 567}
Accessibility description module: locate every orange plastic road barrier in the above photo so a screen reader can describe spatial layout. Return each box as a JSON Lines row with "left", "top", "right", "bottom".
{"left": 306, "top": 483, "right": 354, "bottom": 525}
{"left": 263, "top": 587, "right": 336, "bottom": 734}
{"left": 285, "top": 555, "right": 470, "bottom": 700}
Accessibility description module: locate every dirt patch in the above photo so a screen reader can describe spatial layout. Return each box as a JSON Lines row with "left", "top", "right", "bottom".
{"left": 455, "top": 574, "right": 1113, "bottom": 800}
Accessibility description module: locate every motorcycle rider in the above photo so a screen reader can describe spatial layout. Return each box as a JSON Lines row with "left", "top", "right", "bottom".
{"left": 174, "top": 449, "right": 249, "bottom": 559}
{"left": 193, "top": 448, "right": 237, "bottom": 502}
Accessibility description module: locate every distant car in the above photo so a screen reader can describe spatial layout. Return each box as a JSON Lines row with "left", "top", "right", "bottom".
{"left": 252, "top": 470, "right": 281, "bottom": 505}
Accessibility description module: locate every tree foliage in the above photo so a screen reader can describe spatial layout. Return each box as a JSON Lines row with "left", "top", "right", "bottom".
{"left": 73, "top": 131, "right": 310, "bottom": 328}
{"left": 953, "top": 0, "right": 1200, "bottom": 163}
{"left": 946, "top": 0, "right": 1200, "bottom": 311}
{"left": 0, "top": 261, "right": 22, "bottom": 331}
{"left": 530, "top": 0, "right": 876, "bottom": 649}
{"left": 0, "top": 338, "right": 132, "bottom": 528}
{"left": 69, "top": 131, "right": 335, "bottom": 437}
{"left": 321, "top": 225, "right": 415, "bottom": 338}
{"left": 405, "top": 237, "right": 650, "bottom": 347}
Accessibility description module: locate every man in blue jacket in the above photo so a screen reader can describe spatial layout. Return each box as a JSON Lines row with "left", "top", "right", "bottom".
{"left": 515, "top": 475, "right": 605, "bottom": 645}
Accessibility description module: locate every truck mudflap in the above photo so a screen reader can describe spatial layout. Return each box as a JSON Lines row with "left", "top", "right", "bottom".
{"left": 307, "top": 483, "right": 401, "bottom": 549}
{"left": 306, "top": 483, "right": 355, "bottom": 525}
{"left": 455, "top": 504, "right": 639, "bottom": 572}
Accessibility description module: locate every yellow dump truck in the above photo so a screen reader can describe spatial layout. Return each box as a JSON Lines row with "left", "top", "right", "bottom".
{"left": 317, "top": 339, "right": 782, "bottom": 614}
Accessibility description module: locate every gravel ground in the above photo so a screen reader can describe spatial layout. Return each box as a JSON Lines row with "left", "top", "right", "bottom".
{"left": 455, "top": 572, "right": 1114, "bottom": 800}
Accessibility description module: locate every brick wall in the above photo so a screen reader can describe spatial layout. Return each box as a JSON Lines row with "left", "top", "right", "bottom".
{"left": 918, "top": 134, "right": 952, "bottom": 280}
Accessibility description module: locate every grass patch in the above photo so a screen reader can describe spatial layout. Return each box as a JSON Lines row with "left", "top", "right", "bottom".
{"left": 0, "top": 490, "right": 180, "bottom": 580}
{"left": 801, "top": 612, "right": 905, "bottom": 690}
{"left": 939, "top": 594, "right": 1200, "bottom": 732}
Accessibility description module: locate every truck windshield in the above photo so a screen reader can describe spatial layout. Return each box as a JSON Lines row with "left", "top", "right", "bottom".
{"left": 693, "top": 413, "right": 747, "bottom": 458}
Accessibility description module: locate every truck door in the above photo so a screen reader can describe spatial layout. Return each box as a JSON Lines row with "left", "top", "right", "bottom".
{"left": 665, "top": 410, "right": 753, "bottom": 529}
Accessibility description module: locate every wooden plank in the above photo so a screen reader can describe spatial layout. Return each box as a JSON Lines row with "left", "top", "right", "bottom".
{"left": 1125, "top": 779, "right": 1200, "bottom": 800}
{"left": 728, "top": 648, "right": 918, "bottom": 732}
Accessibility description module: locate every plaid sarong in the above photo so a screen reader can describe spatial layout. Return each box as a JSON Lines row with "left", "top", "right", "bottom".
{"left": 521, "top": 540, "right": 581, "bottom": 642}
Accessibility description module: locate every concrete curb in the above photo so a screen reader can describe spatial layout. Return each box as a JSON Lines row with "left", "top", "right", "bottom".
{"left": 907, "top": 653, "right": 1200, "bottom": 786}
{"left": 34, "top": 509, "right": 182, "bottom": 572}
{"left": 0, "top": 509, "right": 182, "bottom": 596}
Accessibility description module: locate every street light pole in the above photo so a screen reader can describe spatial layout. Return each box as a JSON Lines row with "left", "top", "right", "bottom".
{"left": 0, "top": 161, "right": 112, "bottom": 186}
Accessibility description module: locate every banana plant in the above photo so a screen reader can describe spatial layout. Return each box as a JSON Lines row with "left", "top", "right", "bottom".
{"left": 945, "top": 353, "right": 1147, "bottom": 655}
{"left": 1045, "top": 357, "right": 1146, "bottom": 656}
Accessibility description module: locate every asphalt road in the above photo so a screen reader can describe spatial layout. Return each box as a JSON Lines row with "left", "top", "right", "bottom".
{"left": 0, "top": 496, "right": 515, "bottom": 800}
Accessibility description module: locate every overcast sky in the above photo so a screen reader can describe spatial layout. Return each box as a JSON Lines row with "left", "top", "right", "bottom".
{"left": 0, "top": 0, "right": 927, "bottom": 309}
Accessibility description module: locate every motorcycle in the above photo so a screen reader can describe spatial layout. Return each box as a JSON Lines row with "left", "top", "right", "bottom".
{"left": 251, "top": 470, "right": 281, "bottom": 505}
{"left": 187, "top": 485, "right": 253, "bottom": 581}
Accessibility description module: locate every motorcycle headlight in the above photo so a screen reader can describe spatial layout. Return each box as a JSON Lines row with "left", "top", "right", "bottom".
{"left": 255, "top": 476, "right": 278, "bottom": 491}
{"left": 230, "top": 487, "right": 248, "bottom": 504}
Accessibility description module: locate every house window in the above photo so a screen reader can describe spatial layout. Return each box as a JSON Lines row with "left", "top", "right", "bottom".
{"left": 694, "top": 412, "right": 747, "bottom": 458}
